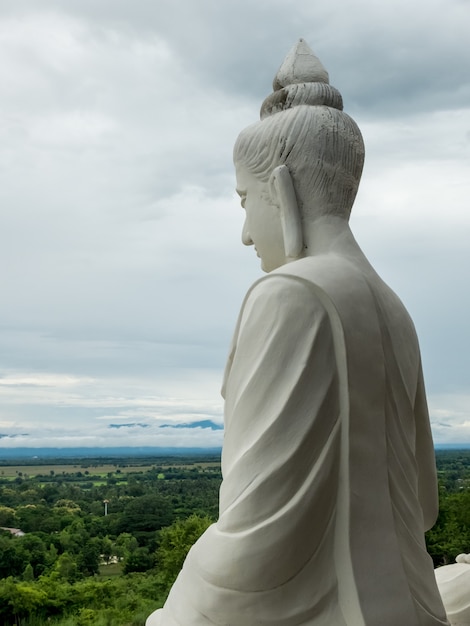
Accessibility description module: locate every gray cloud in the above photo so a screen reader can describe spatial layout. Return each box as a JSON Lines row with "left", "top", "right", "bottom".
{"left": 3, "top": 0, "right": 468, "bottom": 118}
{"left": 109, "top": 423, "right": 150, "bottom": 429}
{"left": 0, "top": 0, "right": 468, "bottom": 448}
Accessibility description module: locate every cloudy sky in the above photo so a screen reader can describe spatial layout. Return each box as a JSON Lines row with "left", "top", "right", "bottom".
{"left": 0, "top": 0, "right": 469, "bottom": 450}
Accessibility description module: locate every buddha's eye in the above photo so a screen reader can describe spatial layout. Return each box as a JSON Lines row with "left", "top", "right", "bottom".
{"left": 236, "top": 188, "right": 247, "bottom": 209}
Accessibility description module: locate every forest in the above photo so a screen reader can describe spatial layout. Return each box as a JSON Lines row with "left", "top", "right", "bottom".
{"left": 0, "top": 449, "right": 469, "bottom": 625}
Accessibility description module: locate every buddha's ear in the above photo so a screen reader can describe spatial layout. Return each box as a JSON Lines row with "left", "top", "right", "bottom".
{"left": 270, "top": 165, "right": 303, "bottom": 259}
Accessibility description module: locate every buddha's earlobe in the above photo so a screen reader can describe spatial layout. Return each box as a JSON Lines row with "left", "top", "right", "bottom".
{"left": 270, "top": 165, "right": 303, "bottom": 259}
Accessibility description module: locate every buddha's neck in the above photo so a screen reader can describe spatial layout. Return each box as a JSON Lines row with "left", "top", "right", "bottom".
{"left": 301, "top": 215, "right": 363, "bottom": 259}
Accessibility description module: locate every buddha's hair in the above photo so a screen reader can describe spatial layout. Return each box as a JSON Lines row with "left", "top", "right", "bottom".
{"left": 233, "top": 42, "right": 365, "bottom": 219}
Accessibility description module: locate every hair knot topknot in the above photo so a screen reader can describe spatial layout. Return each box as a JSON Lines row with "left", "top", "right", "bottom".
{"left": 260, "top": 39, "right": 343, "bottom": 120}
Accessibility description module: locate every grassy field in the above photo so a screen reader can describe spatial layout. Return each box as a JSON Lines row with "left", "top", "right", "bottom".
{"left": 98, "top": 562, "right": 123, "bottom": 577}
{"left": 0, "top": 459, "right": 221, "bottom": 479}
{"left": 177, "top": 462, "right": 220, "bottom": 469}
{"left": 0, "top": 463, "right": 145, "bottom": 478}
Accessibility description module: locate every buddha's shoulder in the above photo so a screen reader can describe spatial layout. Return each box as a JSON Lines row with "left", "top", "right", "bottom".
{"left": 242, "top": 266, "right": 330, "bottom": 318}
{"left": 275, "top": 255, "right": 363, "bottom": 282}
{"left": 245, "top": 255, "right": 385, "bottom": 325}
{"left": 246, "top": 256, "right": 360, "bottom": 299}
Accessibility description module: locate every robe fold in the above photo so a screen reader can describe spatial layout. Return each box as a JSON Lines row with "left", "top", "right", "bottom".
{"left": 147, "top": 253, "right": 448, "bottom": 626}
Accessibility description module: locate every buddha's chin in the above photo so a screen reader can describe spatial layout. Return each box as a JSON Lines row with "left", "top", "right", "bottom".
{"left": 260, "top": 258, "right": 276, "bottom": 273}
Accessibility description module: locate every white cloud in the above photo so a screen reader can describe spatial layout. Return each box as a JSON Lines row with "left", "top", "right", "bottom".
{"left": 0, "top": 0, "right": 469, "bottom": 450}
{"left": 429, "top": 394, "right": 470, "bottom": 444}
{"left": 0, "top": 366, "right": 224, "bottom": 449}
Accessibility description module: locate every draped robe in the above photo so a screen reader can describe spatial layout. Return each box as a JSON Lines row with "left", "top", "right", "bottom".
{"left": 147, "top": 250, "right": 448, "bottom": 626}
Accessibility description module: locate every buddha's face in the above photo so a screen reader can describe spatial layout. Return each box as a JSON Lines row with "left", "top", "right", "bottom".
{"left": 235, "top": 164, "right": 286, "bottom": 272}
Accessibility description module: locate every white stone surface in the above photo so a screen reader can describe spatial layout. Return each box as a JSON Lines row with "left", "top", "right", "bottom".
{"left": 273, "top": 37, "right": 329, "bottom": 90}
{"left": 436, "top": 558, "right": 470, "bottom": 625}
{"left": 147, "top": 40, "right": 449, "bottom": 626}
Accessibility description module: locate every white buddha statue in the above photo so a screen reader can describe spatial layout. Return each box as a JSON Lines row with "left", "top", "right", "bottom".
{"left": 147, "top": 40, "right": 449, "bottom": 626}
{"left": 435, "top": 554, "right": 470, "bottom": 625}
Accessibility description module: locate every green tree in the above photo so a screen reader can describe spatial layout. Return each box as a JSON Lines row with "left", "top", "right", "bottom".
{"left": 16, "top": 504, "right": 61, "bottom": 533}
{"left": 115, "top": 532, "right": 138, "bottom": 561}
{"left": 46, "top": 542, "right": 59, "bottom": 568}
{"left": 156, "top": 514, "right": 212, "bottom": 590}
{"left": 77, "top": 538, "right": 101, "bottom": 576}
{"left": 117, "top": 494, "right": 174, "bottom": 536}
{"left": 54, "top": 551, "right": 80, "bottom": 583}
{"left": 123, "top": 546, "right": 155, "bottom": 574}
{"left": 22, "top": 562, "right": 34, "bottom": 581}
{"left": 7, "top": 581, "right": 49, "bottom": 623}
{"left": 18, "top": 533, "right": 47, "bottom": 577}
{"left": 0, "top": 505, "right": 15, "bottom": 527}
{"left": 101, "top": 535, "right": 114, "bottom": 565}
{"left": 0, "top": 535, "right": 28, "bottom": 578}
{"left": 58, "top": 518, "right": 89, "bottom": 554}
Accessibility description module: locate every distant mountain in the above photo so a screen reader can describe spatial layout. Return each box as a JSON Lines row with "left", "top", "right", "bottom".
{"left": 160, "top": 420, "right": 223, "bottom": 431}
{"left": 0, "top": 447, "right": 222, "bottom": 459}
{"left": 0, "top": 443, "right": 468, "bottom": 461}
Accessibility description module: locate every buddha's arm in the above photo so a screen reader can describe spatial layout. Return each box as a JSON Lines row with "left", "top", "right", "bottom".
{"left": 149, "top": 276, "right": 341, "bottom": 624}
{"left": 210, "top": 274, "right": 340, "bottom": 590}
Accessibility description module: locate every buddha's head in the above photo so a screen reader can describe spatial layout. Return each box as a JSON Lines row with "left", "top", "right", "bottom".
{"left": 234, "top": 40, "right": 365, "bottom": 271}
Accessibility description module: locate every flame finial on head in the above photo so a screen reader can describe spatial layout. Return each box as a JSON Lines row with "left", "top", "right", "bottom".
{"left": 273, "top": 39, "right": 329, "bottom": 90}
{"left": 260, "top": 39, "right": 343, "bottom": 120}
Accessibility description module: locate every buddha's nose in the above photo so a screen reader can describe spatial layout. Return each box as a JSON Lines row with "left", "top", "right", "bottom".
{"left": 242, "top": 220, "right": 253, "bottom": 246}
